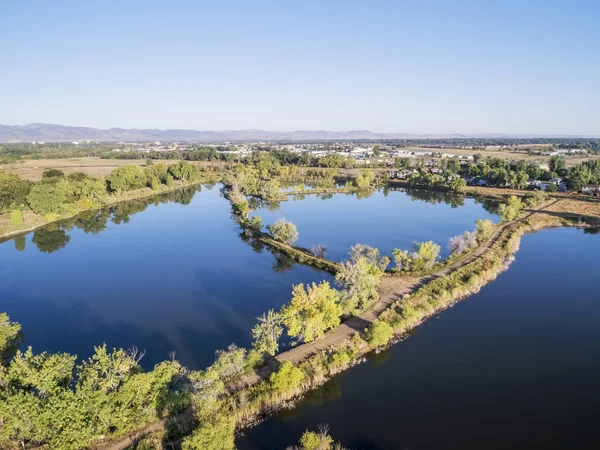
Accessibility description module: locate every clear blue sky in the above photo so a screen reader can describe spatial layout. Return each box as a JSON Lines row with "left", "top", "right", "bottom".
{"left": 1, "top": 0, "right": 598, "bottom": 135}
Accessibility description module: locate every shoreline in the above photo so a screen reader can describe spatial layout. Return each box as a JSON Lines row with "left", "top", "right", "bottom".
{"left": 0, "top": 179, "right": 207, "bottom": 242}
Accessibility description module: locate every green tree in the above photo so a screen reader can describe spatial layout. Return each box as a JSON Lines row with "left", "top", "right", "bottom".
{"left": 26, "top": 180, "right": 70, "bottom": 215}
{"left": 448, "top": 177, "right": 466, "bottom": 193}
{"left": 11, "top": 209, "right": 24, "bottom": 225}
{"left": 209, "top": 344, "right": 246, "bottom": 381}
{"left": 182, "top": 415, "right": 235, "bottom": 450}
{"left": 281, "top": 282, "right": 342, "bottom": 343}
{"left": 475, "top": 219, "right": 495, "bottom": 243}
{"left": 392, "top": 241, "right": 440, "bottom": 272}
{"left": 106, "top": 166, "right": 146, "bottom": 192}
{"left": 0, "top": 313, "right": 22, "bottom": 365}
{"left": 42, "top": 169, "right": 65, "bottom": 179}
{"left": 269, "top": 361, "right": 304, "bottom": 392}
{"left": 268, "top": 218, "right": 299, "bottom": 244}
{"left": 251, "top": 309, "right": 283, "bottom": 356}
{"left": 168, "top": 161, "right": 199, "bottom": 181}
{"left": 549, "top": 155, "right": 566, "bottom": 173}
{"left": 336, "top": 257, "right": 384, "bottom": 315}
{"left": 497, "top": 195, "right": 522, "bottom": 222}
{"left": 0, "top": 172, "right": 33, "bottom": 209}
{"left": 365, "top": 321, "right": 393, "bottom": 347}
{"left": 70, "top": 177, "right": 108, "bottom": 207}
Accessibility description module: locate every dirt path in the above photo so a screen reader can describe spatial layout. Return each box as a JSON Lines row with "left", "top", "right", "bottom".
{"left": 96, "top": 200, "right": 558, "bottom": 450}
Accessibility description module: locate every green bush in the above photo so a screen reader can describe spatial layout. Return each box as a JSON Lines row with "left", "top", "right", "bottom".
{"left": 267, "top": 218, "right": 299, "bottom": 244}
{"left": 10, "top": 209, "right": 24, "bottom": 225}
{"left": 270, "top": 361, "right": 304, "bottom": 392}
{"left": 365, "top": 321, "right": 393, "bottom": 348}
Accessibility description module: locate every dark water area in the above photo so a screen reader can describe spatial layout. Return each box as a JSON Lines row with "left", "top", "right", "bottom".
{"left": 254, "top": 188, "right": 498, "bottom": 261}
{"left": 237, "top": 227, "right": 600, "bottom": 450}
{"left": 0, "top": 185, "right": 332, "bottom": 370}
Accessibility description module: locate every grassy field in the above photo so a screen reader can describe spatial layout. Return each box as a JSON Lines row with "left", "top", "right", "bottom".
{"left": 0, "top": 157, "right": 229, "bottom": 181}
{"left": 399, "top": 146, "right": 600, "bottom": 167}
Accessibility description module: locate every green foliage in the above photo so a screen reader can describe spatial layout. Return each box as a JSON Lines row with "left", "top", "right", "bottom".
{"left": 209, "top": 344, "right": 247, "bottom": 381}
{"left": 0, "top": 339, "right": 188, "bottom": 449}
{"left": 26, "top": 179, "right": 70, "bottom": 215}
{"left": 168, "top": 161, "right": 199, "bottom": 181}
{"left": 165, "top": 174, "right": 174, "bottom": 186}
{"left": 549, "top": 155, "right": 566, "bottom": 173}
{"left": 10, "top": 209, "right": 24, "bottom": 225}
{"left": 448, "top": 177, "right": 467, "bottom": 193}
{"left": 475, "top": 219, "right": 496, "bottom": 243}
{"left": 260, "top": 179, "right": 281, "bottom": 200}
{"left": 268, "top": 218, "right": 299, "bottom": 244}
{"left": 354, "top": 170, "right": 374, "bottom": 189}
{"left": 182, "top": 415, "right": 235, "bottom": 450}
{"left": 336, "top": 257, "right": 383, "bottom": 315}
{"left": 365, "top": 321, "right": 393, "bottom": 348}
{"left": 0, "top": 313, "right": 22, "bottom": 365}
{"left": 269, "top": 361, "right": 304, "bottom": 392}
{"left": 106, "top": 165, "right": 147, "bottom": 192}
{"left": 70, "top": 177, "right": 108, "bottom": 207}
{"left": 249, "top": 215, "right": 262, "bottom": 231}
{"left": 497, "top": 195, "right": 523, "bottom": 222}
{"left": 0, "top": 172, "right": 32, "bottom": 210}
{"left": 149, "top": 176, "right": 161, "bottom": 190}
{"left": 42, "top": 169, "right": 65, "bottom": 179}
{"left": 281, "top": 282, "right": 342, "bottom": 343}
{"left": 252, "top": 309, "right": 283, "bottom": 356}
{"left": 392, "top": 241, "right": 440, "bottom": 272}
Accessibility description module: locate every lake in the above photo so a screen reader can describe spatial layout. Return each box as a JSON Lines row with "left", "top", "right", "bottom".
{"left": 236, "top": 227, "right": 600, "bottom": 450}
{"left": 254, "top": 187, "right": 498, "bottom": 261}
{"left": 0, "top": 185, "right": 496, "bottom": 371}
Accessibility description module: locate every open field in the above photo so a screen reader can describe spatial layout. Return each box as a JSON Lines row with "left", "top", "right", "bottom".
{"left": 0, "top": 157, "right": 229, "bottom": 181}
{"left": 399, "top": 146, "right": 600, "bottom": 167}
{"left": 0, "top": 157, "right": 149, "bottom": 180}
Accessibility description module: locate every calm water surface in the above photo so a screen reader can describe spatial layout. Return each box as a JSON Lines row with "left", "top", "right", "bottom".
{"left": 237, "top": 227, "right": 600, "bottom": 450}
{"left": 254, "top": 188, "right": 498, "bottom": 261}
{"left": 0, "top": 186, "right": 495, "bottom": 371}
{"left": 0, "top": 186, "right": 331, "bottom": 369}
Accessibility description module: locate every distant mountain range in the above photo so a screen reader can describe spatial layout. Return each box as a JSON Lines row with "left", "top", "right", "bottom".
{"left": 0, "top": 123, "right": 593, "bottom": 142}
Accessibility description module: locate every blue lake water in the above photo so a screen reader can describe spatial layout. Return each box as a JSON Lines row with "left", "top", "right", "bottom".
{"left": 0, "top": 185, "right": 495, "bottom": 371}
{"left": 254, "top": 188, "right": 498, "bottom": 261}
{"left": 237, "top": 227, "right": 600, "bottom": 450}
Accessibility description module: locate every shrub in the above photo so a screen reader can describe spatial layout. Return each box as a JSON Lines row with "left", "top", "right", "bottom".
{"left": 270, "top": 361, "right": 304, "bottom": 392}
{"left": 10, "top": 209, "right": 24, "bottom": 225}
{"left": 281, "top": 282, "right": 342, "bottom": 343}
{"left": 365, "top": 321, "right": 393, "bottom": 347}
{"left": 392, "top": 241, "right": 440, "bottom": 272}
{"left": 165, "top": 174, "right": 174, "bottom": 186}
{"left": 475, "top": 219, "right": 495, "bottom": 243}
{"left": 311, "top": 244, "right": 327, "bottom": 259}
{"left": 249, "top": 215, "right": 262, "bottom": 232}
{"left": 149, "top": 176, "right": 161, "bottom": 191}
{"left": 42, "top": 169, "right": 65, "bottom": 178}
{"left": 106, "top": 166, "right": 146, "bottom": 192}
{"left": 182, "top": 415, "right": 235, "bottom": 450}
{"left": 267, "top": 218, "right": 299, "bottom": 244}
{"left": 497, "top": 195, "right": 523, "bottom": 222}
{"left": 449, "top": 230, "right": 477, "bottom": 256}
{"left": 27, "top": 180, "right": 70, "bottom": 215}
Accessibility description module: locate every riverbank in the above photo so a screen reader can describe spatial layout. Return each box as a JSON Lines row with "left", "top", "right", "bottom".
{"left": 0, "top": 177, "right": 215, "bottom": 241}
